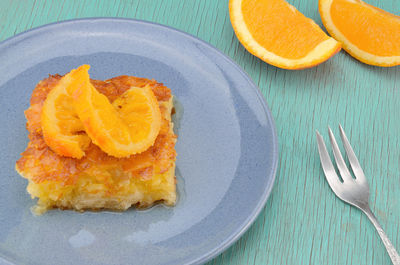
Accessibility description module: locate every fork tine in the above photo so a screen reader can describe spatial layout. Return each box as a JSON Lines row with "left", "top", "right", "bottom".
{"left": 338, "top": 125, "right": 367, "bottom": 183}
{"left": 316, "top": 131, "right": 342, "bottom": 191}
{"left": 328, "top": 127, "right": 353, "bottom": 182}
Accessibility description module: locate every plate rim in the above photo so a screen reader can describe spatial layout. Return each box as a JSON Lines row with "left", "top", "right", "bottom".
{"left": 0, "top": 18, "right": 279, "bottom": 265}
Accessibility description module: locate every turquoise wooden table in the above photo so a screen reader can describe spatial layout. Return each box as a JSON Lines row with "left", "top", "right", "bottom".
{"left": 1, "top": 0, "right": 399, "bottom": 264}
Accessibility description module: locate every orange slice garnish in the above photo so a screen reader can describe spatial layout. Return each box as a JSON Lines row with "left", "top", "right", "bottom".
{"left": 112, "top": 85, "right": 162, "bottom": 154}
{"left": 229, "top": 0, "right": 341, "bottom": 69}
{"left": 70, "top": 73, "right": 162, "bottom": 158}
{"left": 41, "top": 65, "right": 91, "bottom": 159}
{"left": 319, "top": 0, "right": 400, "bottom": 66}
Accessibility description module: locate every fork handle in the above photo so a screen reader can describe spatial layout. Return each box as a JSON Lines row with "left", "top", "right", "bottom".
{"left": 361, "top": 206, "right": 400, "bottom": 265}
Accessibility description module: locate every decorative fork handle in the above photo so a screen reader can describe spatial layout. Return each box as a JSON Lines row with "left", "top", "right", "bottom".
{"left": 361, "top": 206, "right": 400, "bottom": 265}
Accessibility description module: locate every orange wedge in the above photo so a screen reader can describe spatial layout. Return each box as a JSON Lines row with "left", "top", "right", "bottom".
{"left": 41, "top": 66, "right": 91, "bottom": 159}
{"left": 70, "top": 74, "right": 162, "bottom": 158}
{"left": 229, "top": 0, "right": 341, "bottom": 69}
{"left": 319, "top": 0, "right": 400, "bottom": 67}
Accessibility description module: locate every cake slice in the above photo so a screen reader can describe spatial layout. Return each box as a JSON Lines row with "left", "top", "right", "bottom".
{"left": 16, "top": 74, "right": 177, "bottom": 214}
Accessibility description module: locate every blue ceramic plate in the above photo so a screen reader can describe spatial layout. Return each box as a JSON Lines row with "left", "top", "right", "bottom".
{"left": 0, "top": 18, "right": 278, "bottom": 265}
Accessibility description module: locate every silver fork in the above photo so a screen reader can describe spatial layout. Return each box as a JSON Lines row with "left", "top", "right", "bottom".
{"left": 316, "top": 125, "right": 400, "bottom": 265}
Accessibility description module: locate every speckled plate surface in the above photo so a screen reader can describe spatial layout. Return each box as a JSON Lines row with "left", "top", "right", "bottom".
{"left": 0, "top": 18, "right": 278, "bottom": 265}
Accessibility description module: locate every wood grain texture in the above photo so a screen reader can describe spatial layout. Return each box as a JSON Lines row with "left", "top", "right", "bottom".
{"left": 0, "top": 0, "right": 399, "bottom": 264}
